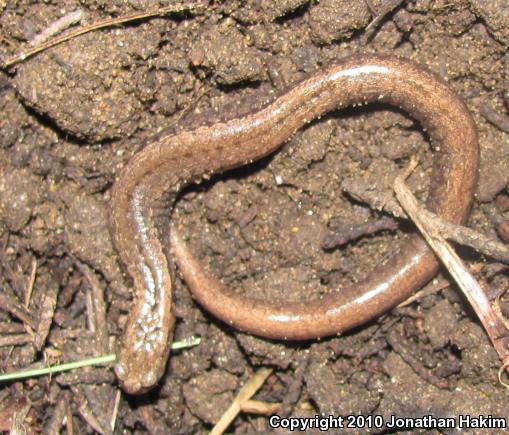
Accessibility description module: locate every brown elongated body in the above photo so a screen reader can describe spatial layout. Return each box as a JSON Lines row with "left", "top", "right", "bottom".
{"left": 110, "top": 55, "right": 479, "bottom": 394}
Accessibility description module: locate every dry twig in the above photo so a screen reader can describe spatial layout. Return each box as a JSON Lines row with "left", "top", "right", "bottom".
{"left": 0, "top": 293, "right": 37, "bottom": 330}
{"left": 417, "top": 208, "right": 509, "bottom": 264}
{"left": 34, "top": 277, "right": 59, "bottom": 350}
{"left": 167, "top": 83, "right": 209, "bottom": 130}
{"left": 394, "top": 160, "right": 509, "bottom": 374}
{"left": 109, "top": 390, "right": 121, "bottom": 433}
{"left": 364, "top": 0, "right": 406, "bottom": 34}
{"left": 75, "top": 261, "right": 109, "bottom": 354}
{"left": 2, "top": 2, "right": 205, "bottom": 69}
{"left": 74, "top": 388, "right": 109, "bottom": 435}
{"left": 138, "top": 402, "right": 158, "bottom": 434}
{"left": 345, "top": 182, "right": 509, "bottom": 264}
{"left": 65, "top": 397, "right": 74, "bottom": 435}
{"left": 0, "top": 322, "right": 26, "bottom": 334}
{"left": 0, "top": 334, "right": 32, "bottom": 347}
{"left": 499, "top": 362, "right": 509, "bottom": 389}
{"left": 240, "top": 400, "right": 282, "bottom": 415}
{"left": 44, "top": 391, "right": 72, "bottom": 434}
{"left": 397, "top": 277, "right": 452, "bottom": 308}
{"left": 24, "top": 258, "right": 37, "bottom": 309}
{"left": 211, "top": 368, "right": 273, "bottom": 435}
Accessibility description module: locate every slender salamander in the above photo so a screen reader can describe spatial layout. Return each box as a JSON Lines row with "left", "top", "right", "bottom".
{"left": 110, "top": 54, "right": 479, "bottom": 394}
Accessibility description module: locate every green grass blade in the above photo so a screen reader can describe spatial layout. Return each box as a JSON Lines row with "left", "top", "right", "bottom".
{"left": 0, "top": 335, "right": 201, "bottom": 383}
{"left": 0, "top": 354, "right": 116, "bottom": 382}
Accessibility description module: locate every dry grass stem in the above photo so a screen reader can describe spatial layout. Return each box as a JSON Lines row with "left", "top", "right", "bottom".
{"left": 210, "top": 368, "right": 273, "bottom": 435}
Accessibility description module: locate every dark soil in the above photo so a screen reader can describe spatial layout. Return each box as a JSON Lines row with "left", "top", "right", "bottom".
{"left": 1, "top": 0, "right": 509, "bottom": 433}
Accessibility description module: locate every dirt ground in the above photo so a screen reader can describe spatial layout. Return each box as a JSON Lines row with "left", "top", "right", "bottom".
{"left": 0, "top": 0, "right": 508, "bottom": 433}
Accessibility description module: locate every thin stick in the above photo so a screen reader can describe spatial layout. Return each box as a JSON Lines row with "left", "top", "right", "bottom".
{"left": 76, "top": 392, "right": 107, "bottom": 435}
{"left": 34, "top": 279, "right": 59, "bottom": 350}
{"left": 76, "top": 261, "right": 109, "bottom": 353}
{"left": 0, "top": 334, "right": 33, "bottom": 347}
{"left": 345, "top": 182, "right": 509, "bottom": 264}
{"left": 365, "top": 0, "right": 405, "bottom": 33}
{"left": 240, "top": 400, "right": 282, "bottom": 415}
{"left": 109, "top": 390, "right": 121, "bottom": 432}
{"left": 85, "top": 290, "right": 95, "bottom": 333}
{"left": 24, "top": 258, "right": 37, "bottom": 309}
{"left": 2, "top": 2, "right": 205, "bottom": 68}
{"left": 43, "top": 391, "right": 71, "bottom": 434}
{"left": 394, "top": 160, "right": 509, "bottom": 374}
{"left": 0, "top": 322, "right": 26, "bottom": 334}
{"left": 417, "top": 208, "right": 509, "bottom": 264}
{"left": 171, "top": 335, "right": 201, "bottom": 350}
{"left": 499, "top": 362, "right": 509, "bottom": 389}
{"left": 65, "top": 398, "right": 74, "bottom": 435}
{"left": 0, "top": 293, "right": 37, "bottom": 330}
{"left": 397, "top": 277, "right": 451, "bottom": 308}
{"left": 364, "top": 0, "right": 377, "bottom": 16}
{"left": 210, "top": 368, "right": 273, "bottom": 435}
{"left": 167, "top": 83, "right": 209, "bottom": 130}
